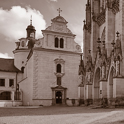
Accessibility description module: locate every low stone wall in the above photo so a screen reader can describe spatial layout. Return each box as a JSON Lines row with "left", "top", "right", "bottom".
{"left": 108, "top": 97, "right": 124, "bottom": 108}
{"left": 66, "top": 99, "right": 79, "bottom": 106}
{"left": 84, "top": 99, "right": 93, "bottom": 106}
{"left": 33, "top": 100, "right": 52, "bottom": 106}
{"left": 0, "top": 100, "right": 22, "bottom": 107}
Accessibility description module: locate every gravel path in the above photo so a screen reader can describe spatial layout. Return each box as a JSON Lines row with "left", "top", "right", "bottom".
{"left": 0, "top": 106, "right": 124, "bottom": 124}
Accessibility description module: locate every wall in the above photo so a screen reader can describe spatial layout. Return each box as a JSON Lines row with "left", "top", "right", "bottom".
{"left": 19, "top": 56, "right": 33, "bottom": 106}
{"left": 32, "top": 49, "right": 80, "bottom": 106}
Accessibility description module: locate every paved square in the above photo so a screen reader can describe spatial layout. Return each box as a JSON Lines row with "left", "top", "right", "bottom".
{"left": 0, "top": 106, "right": 124, "bottom": 124}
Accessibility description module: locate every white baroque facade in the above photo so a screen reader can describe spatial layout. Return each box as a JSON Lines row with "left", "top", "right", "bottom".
{"left": 6, "top": 14, "right": 82, "bottom": 106}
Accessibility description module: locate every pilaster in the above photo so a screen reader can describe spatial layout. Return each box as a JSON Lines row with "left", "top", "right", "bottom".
{"left": 105, "top": 8, "right": 115, "bottom": 57}
{"left": 99, "top": 80, "right": 107, "bottom": 98}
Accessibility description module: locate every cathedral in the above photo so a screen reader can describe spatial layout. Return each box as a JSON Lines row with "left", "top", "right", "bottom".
{"left": 0, "top": 9, "right": 82, "bottom": 107}
{"left": 81, "top": 0, "right": 124, "bottom": 106}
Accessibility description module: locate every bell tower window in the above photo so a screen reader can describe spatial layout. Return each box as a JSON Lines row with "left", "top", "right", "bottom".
{"left": 55, "top": 38, "right": 59, "bottom": 48}
{"left": 57, "top": 64, "right": 61, "bottom": 73}
{"left": 60, "top": 38, "right": 64, "bottom": 48}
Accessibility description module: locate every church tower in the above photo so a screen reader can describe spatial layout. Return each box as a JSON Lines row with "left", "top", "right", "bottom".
{"left": 82, "top": 0, "right": 124, "bottom": 107}
{"left": 13, "top": 17, "right": 36, "bottom": 70}
{"left": 26, "top": 16, "right": 36, "bottom": 39}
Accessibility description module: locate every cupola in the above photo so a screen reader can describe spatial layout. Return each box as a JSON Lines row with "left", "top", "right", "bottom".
{"left": 26, "top": 16, "right": 36, "bottom": 39}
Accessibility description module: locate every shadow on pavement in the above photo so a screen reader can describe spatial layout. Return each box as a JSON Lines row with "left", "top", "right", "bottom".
{"left": 0, "top": 106, "right": 117, "bottom": 117}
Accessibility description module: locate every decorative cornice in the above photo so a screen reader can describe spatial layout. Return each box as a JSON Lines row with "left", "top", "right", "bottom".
{"left": 33, "top": 47, "right": 82, "bottom": 55}
{"left": 42, "top": 30, "right": 76, "bottom": 37}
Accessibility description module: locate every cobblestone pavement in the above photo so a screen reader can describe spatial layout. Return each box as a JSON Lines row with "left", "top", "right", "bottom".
{"left": 0, "top": 106, "right": 124, "bottom": 124}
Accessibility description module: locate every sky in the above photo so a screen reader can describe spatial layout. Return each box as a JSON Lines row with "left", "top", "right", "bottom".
{"left": 0, "top": 0, "right": 87, "bottom": 58}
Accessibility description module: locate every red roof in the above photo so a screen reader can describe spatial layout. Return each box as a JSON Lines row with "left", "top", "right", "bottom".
{"left": 0, "top": 58, "right": 21, "bottom": 72}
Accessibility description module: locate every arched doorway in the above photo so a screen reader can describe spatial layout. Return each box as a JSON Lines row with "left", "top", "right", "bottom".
{"left": 0, "top": 91, "right": 11, "bottom": 100}
{"left": 109, "top": 67, "right": 114, "bottom": 98}
{"left": 56, "top": 91, "right": 62, "bottom": 104}
{"left": 94, "top": 68, "right": 100, "bottom": 99}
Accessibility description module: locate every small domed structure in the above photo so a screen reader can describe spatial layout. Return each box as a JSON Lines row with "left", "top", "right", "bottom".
{"left": 26, "top": 16, "right": 36, "bottom": 39}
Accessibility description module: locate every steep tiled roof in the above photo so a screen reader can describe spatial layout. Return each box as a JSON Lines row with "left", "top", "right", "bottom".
{"left": 0, "top": 58, "right": 21, "bottom": 72}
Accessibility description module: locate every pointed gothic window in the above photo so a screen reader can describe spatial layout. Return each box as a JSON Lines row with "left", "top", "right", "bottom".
{"left": 60, "top": 38, "right": 64, "bottom": 48}
{"left": 55, "top": 38, "right": 59, "bottom": 48}
{"left": 57, "top": 64, "right": 61, "bottom": 73}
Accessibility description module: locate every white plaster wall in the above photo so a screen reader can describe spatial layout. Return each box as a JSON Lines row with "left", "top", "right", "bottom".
{"left": 14, "top": 50, "right": 29, "bottom": 70}
{"left": 19, "top": 57, "right": 33, "bottom": 105}
{"left": 113, "top": 78, "right": 124, "bottom": 98}
{"left": 31, "top": 49, "right": 80, "bottom": 106}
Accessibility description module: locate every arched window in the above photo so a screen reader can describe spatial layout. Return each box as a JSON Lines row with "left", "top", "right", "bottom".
{"left": 55, "top": 38, "right": 59, "bottom": 48}
{"left": 60, "top": 38, "right": 64, "bottom": 48}
{"left": 0, "top": 91, "right": 11, "bottom": 100}
{"left": 57, "top": 64, "right": 61, "bottom": 73}
{"left": 21, "top": 41, "right": 25, "bottom": 47}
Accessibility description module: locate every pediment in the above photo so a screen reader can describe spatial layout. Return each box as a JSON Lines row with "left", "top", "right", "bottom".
{"left": 51, "top": 16, "right": 68, "bottom": 24}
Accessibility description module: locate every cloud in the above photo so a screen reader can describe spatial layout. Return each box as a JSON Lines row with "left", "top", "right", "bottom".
{"left": 68, "top": 23, "right": 83, "bottom": 49}
{"left": 0, "top": 53, "right": 13, "bottom": 58}
{"left": 0, "top": 6, "right": 46, "bottom": 42}
{"left": 50, "top": 0, "right": 57, "bottom": 1}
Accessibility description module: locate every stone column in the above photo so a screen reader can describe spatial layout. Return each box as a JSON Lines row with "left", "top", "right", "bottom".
{"left": 78, "top": 86, "right": 84, "bottom": 99}
{"left": 90, "top": 20, "right": 99, "bottom": 62}
{"left": 99, "top": 81, "right": 107, "bottom": 98}
{"left": 105, "top": 8, "right": 115, "bottom": 57}
{"left": 11, "top": 91, "right": 15, "bottom": 101}
{"left": 86, "top": 84, "right": 92, "bottom": 99}
{"left": 83, "top": 29, "right": 91, "bottom": 66}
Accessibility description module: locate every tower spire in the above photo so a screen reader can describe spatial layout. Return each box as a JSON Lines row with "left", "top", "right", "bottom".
{"left": 87, "top": 0, "right": 90, "bottom": 5}
{"left": 30, "top": 15, "right": 32, "bottom": 25}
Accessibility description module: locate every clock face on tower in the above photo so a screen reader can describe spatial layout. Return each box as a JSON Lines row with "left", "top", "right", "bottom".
{"left": 30, "top": 32, "right": 34, "bottom": 38}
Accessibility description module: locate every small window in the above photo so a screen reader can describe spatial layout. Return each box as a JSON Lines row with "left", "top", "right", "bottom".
{"left": 21, "top": 41, "right": 25, "bottom": 47}
{"left": 9, "top": 79, "right": 14, "bottom": 87}
{"left": 57, "top": 64, "right": 61, "bottom": 73}
{"left": 55, "top": 38, "right": 59, "bottom": 48}
{"left": 0, "top": 79, "right": 5, "bottom": 86}
{"left": 57, "top": 77, "right": 61, "bottom": 85}
{"left": 60, "top": 38, "right": 64, "bottom": 48}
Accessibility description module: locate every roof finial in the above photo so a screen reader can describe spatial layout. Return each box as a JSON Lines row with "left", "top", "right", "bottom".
{"left": 57, "top": 8, "right": 62, "bottom": 16}
{"left": 30, "top": 15, "right": 32, "bottom": 25}
{"left": 116, "top": 31, "right": 119, "bottom": 37}
{"left": 83, "top": 20, "right": 86, "bottom": 25}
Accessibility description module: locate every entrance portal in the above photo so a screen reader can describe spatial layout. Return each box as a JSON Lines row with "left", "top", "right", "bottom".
{"left": 56, "top": 91, "right": 62, "bottom": 104}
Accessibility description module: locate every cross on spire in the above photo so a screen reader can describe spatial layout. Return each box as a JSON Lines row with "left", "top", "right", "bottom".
{"left": 116, "top": 31, "right": 119, "bottom": 37}
{"left": 57, "top": 8, "right": 62, "bottom": 16}
{"left": 88, "top": 49, "right": 91, "bottom": 53}
{"left": 83, "top": 20, "right": 86, "bottom": 25}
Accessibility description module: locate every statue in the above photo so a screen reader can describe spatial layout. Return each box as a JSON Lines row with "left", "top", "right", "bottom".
{"left": 116, "top": 60, "right": 120, "bottom": 76}
{"left": 102, "top": 65, "right": 106, "bottom": 79}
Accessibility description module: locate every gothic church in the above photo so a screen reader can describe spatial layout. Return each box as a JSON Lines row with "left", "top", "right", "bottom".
{"left": 81, "top": 0, "right": 124, "bottom": 106}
